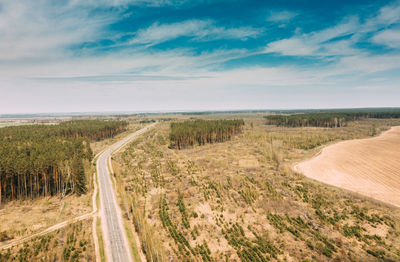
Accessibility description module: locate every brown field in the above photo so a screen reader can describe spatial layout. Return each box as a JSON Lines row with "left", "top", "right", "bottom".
{"left": 295, "top": 126, "right": 400, "bottom": 207}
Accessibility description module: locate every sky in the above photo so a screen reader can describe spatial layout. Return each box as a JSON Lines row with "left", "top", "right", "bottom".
{"left": 1, "top": 0, "right": 400, "bottom": 114}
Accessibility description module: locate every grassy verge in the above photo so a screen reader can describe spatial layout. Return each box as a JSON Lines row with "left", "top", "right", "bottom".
{"left": 123, "top": 219, "right": 142, "bottom": 262}
{"left": 96, "top": 217, "right": 106, "bottom": 262}
{"left": 96, "top": 191, "right": 100, "bottom": 213}
{"left": 111, "top": 159, "right": 143, "bottom": 262}
{"left": 95, "top": 169, "right": 100, "bottom": 211}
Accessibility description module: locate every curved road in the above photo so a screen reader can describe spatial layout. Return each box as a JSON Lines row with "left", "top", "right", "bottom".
{"left": 97, "top": 123, "right": 155, "bottom": 262}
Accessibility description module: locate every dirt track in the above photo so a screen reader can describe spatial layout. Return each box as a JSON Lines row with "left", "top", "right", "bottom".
{"left": 0, "top": 170, "right": 98, "bottom": 251}
{"left": 294, "top": 126, "right": 400, "bottom": 208}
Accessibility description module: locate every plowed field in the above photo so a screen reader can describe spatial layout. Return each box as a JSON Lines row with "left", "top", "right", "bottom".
{"left": 294, "top": 126, "right": 400, "bottom": 207}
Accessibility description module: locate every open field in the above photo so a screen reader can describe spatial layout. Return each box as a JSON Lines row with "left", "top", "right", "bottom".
{"left": 0, "top": 219, "right": 95, "bottom": 261}
{"left": 0, "top": 192, "right": 92, "bottom": 245}
{"left": 295, "top": 126, "right": 400, "bottom": 207}
{"left": 112, "top": 115, "right": 400, "bottom": 261}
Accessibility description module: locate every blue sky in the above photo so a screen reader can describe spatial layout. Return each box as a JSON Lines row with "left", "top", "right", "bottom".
{"left": 1, "top": 0, "right": 400, "bottom": 113}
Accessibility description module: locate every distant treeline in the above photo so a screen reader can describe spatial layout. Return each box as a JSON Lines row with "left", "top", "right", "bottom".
{"left": 169, "top": 119, "right": 245, "bottom": 149}
{"left": 265, "top": 111, "right": 400, "bottom": 128}
{"left": 268, "top": 108, "right": 400, "bottom": 115}
{"left": 0, "top": 120, "right": 127, "bottom": 204}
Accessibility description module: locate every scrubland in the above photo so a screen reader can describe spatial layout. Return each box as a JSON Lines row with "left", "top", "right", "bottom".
{"left": 0, "top": 219, "right": 95, "bottom": 261}
{"left": 113, "top": 116, "right": 400, "bottom": 261}
{"left": 0, "top": 194, "right": 92, "bottom": 244}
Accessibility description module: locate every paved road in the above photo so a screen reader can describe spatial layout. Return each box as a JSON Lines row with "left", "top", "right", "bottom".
{"left": 97, "top": 123, "right": 155, "bottom": 262}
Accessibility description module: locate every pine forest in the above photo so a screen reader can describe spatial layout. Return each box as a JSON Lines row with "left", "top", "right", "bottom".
{"left": 0, "top": 120, "right": 127, "bottom": 205}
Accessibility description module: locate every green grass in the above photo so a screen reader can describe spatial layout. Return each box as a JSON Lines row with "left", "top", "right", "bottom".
{"left": 96, "top": 191, "right": 100, "bottom": 212}
{"left": 95, "top": 171, "right": 100, "bottom": 211}
{"left": 96, "top": 217, "right": 106, "bottom": 262}
{"left": 123, "top": 220, "right": 142, "bottom": 262}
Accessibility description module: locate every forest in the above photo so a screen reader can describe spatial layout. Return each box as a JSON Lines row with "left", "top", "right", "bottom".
{"left": 265, "top": 111, "right": 400, "bottom": 127}
{"left": 0, "top": 120, "right": 127, "bottom": 205}
{"left": 169, "top": 119, "right": 244, "bottom": 149}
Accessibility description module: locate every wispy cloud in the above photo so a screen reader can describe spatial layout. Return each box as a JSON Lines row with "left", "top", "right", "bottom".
{"left": 362, "top": 0, "right": 400, "bottom": 32}
{"left": 338, "top": 54, "right": 400, "bottom": 74}
{"left": 0, "top": 1, "right": 120, "bottom": 61}
{"left": 264, "top": 0, "right": 400, "bottom": 58}
{"left": 267, "top": 10, "right": 298, "bottom": 23}
{"left": 264, "top": 16, "right": 359, "bottom": 56}
{"left": 1, "top": 0, "right": 400, "bottom": 113}
{"left": 372, "top": 29, "right": 400, "bottom": 49}
{"left": 130, "top": 19, "right": 262, "bottom": 45}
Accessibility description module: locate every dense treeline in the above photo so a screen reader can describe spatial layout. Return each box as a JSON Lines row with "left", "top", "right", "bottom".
{"left": 269, "top": 108, "right": 400, "bottom": 115}
{"left": 169, "top": 119, "right": 244, "bottom": 149}
{"left": 0, "top": 120, "right": 127, "bottom": 205}
{"left": 265, "top": 112, "right": 400, "bottom": 128}
{"left": 58, "top": 120, "right": 128, "bottom": 140}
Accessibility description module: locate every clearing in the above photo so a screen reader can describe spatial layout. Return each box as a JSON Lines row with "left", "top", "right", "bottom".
{"left": 112, "top": 117, "right": 400, "bottom": 261}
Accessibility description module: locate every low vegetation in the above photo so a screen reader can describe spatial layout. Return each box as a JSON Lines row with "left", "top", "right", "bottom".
{"left": 0, "top": 219, "right": 95, "bottom": 261}
{"left": 113, "top": 116, "right": 400, "bottom": 261}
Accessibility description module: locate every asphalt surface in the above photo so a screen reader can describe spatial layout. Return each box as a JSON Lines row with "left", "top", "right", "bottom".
{"left": 97, "top": 123, "right": 155, "bottom": 262}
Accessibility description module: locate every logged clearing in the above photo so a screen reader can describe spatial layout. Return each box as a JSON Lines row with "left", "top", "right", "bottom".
{"left": 112, "top": 117, "right": 400, "bottom": 261}
{"left": 295, "top": 126, "right": 400, "bottom": 207}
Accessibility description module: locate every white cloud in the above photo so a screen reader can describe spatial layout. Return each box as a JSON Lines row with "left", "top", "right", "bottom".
{"left": 0, "top": 0, "right": 400, "bottom": 114}
{"left": 0, "top": 1, "right": 119, "bottom": 61}
{"left": 372, "top": 29, "right": 400, "bottom": 48}
{"left": 264, "top": 16, "right": 359, "bottom": 57}
{"left": 263, "top": 1, "right": 399, "bottom": 57}
{"left": 267, "top": 10, "right": 298, "bottom": 23}
{"left": 339, "top": 54, "right": 400, "bottom": 74}
{"left": 265, "top": 38, "right": 318, "bottom": 56}
{"left": 362, "top": 0, "right": 400, "bottom": 32}
{"left": 130, "top": 19, "right": 262, "bottom": 45}
{"left": 310, "top": 16, "right": 359, "bottom": 43}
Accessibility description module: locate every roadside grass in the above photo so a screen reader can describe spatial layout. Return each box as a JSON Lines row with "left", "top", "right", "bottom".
{"left": 96, "top": 190, "right": 100, "bottom": 214}
{"left": 111, "top": 159, "right": 146, "bottom": 262}
{"left": 94, "top": 124, "right": 149, "bottom": 262}
{"left": 96, "top": 217, "right": 106, "bottom": 262}
{"left": 94, "top": 168, "right": 100, "bottom": 212}
{"left": 123, "top": 219, "right": 142, "bottom": 262}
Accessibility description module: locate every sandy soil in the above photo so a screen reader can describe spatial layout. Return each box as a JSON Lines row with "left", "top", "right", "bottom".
{"left": 0, "top": 172, "right": 99, "bottom": 252}
{"left": 294, "top": 126, "right": 400, "bottom": 207}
